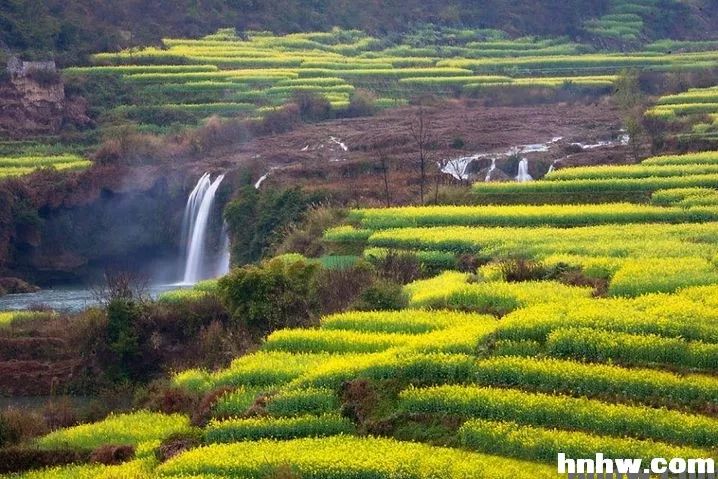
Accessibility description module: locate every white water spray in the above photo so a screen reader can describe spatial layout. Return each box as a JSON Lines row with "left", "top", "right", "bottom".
{"left": 546, "top": 159, "right": 561, "bottom": 175}
{"left": 215, "top": 222, "right": 231, "bottom": 278}
{"left": 515, "top": 158, "right": 533, "bottom": 182}
{"left": 484, "top": 158, "right": 497, "bottom": 182}
{"left": 181, "top": 173, "right": 226, "bottom": 284}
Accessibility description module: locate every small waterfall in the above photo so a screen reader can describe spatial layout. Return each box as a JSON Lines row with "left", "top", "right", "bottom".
{"left": 215, "top": 222, "right": 231, "bottom": 278}
{"left": 181, "top": 173, "right": 226, "bottom": 284}
{"left": 547, "top": 159, "right": 560, "bottom": 175}
{"left": 254, "top": 172, "right": 270, "bottom": 189}
{"left": 484, "top": 158, "right": 497, "bottom": 182}
{"left": 515, "top": 158, "right": 533, "bottom": 182}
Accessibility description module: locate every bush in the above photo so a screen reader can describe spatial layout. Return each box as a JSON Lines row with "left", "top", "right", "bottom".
{"left": 224, "top": 186, "right": 326, "bottom": 266}
{"left": 25, "top": 67, "right": 61, "bottom": 86}
{"left": 103, "top": 297, "right": 141, "bottom": 381}
{"left": 313, "top": 262, "right": 375, "bottom": 314}
{"left": 156, "top": 430, "right": 203, "bottom": 462}
{"left": 292, "top": 91, "right": 333, "bottom": 122}
{"left": 218, "top": 257, "right": 322, "bottom": 333}
{"left": 498, "top": 258, "right": 547, "bottom": 282}
{"left": 89, "top": 444, "right": 135, "bottom": 465}
{"left": 451, "top": 137, "right": 466, "bottom": 149}
{"left": 0, "top": 447, "right": 92, "bottom": 474}
{"left": 259, "top": 104, "right": 301, "bottom": 134}
{"left": 346, "top": 88, "right": 377, "bottom": 117}
{"left": 373, "top": 250, "right": 423, "bottom": 285}
{"left": 353, "top": 279, "right": 408, "bottom": 311}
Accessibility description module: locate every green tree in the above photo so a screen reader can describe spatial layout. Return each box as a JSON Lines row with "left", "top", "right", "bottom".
{"left": 613, "top": 70, "right": 645, "bottom": 162}
{"left": 218, "top": 257, "right": 321, "bottom": 333}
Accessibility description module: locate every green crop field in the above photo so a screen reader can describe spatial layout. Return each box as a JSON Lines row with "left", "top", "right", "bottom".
{"left": 22, "top": 134, "right": 718, "bottom": 477}
{"left": 647, "top": 86, "right": 718, "bottom": 141}
{"left": 11, "top": 19, "right": 718, "bottom": 479}
{"left": 60, "top": 26, "right": 718, "bottom": 130}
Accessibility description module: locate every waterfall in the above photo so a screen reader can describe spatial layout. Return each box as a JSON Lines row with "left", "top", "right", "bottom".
{"left": 547, "top": 159, "right": 560, "bottom": 175}
{"left": 484, "top": 158, "right": 497, "bottom": 182}
{"left": 180, "top": 173, "right": 226, "bottom": 284}
{"left": 215, "top": 222, "right": 231, "bottom": 278}
{"left": 515, "top": 158, "right": 533, "bottom": 182}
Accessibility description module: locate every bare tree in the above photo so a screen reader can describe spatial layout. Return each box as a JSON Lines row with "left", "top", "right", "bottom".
{"left": 91, "top": 270, "right": 149, "bottom": 306}
{"left": 409, "top": 106, "right": 434, "bottom": 204}
{"left": 374, "top": 150, "right": 393, "bottom": 207}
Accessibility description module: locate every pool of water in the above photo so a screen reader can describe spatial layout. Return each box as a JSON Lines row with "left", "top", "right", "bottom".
{"left": 0, "top": 284, "right": 187, "bottom": 313}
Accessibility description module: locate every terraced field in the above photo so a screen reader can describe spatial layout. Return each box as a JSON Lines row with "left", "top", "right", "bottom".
{"left": 585, "top": 0, "right": 682, "bottom": 42}
{"left": 12, "top": 144, "right": 718, "bottom": 478}
{"left": 0, "top": 153, "right": 90, "bottom": 179}
{"left": 647, "top": 84, "right": 718, "bottom": 141}
{"left": 64, "top": 27, "right": 718, "bottom": 129}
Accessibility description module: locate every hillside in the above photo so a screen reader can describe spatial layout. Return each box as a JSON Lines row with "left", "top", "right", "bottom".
{"left": 3, "top": 1, "right": 718, "bottom": 478}
{"left": 2, "top": 0, "right": 717, "bottom": 65}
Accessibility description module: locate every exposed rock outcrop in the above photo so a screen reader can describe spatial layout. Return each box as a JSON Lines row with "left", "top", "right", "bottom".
{"left": 0, "top": 59, "right": 91, "bottom": 139}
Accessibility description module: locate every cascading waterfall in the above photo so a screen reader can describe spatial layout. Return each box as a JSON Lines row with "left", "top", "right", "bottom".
{"left": 546, "top": 159, "right": 560, "bottom": 175}
{"left": 180, "top": 173, "right": 228, "bottom": 284}
{"left": 515, "top": 158, "right": 533, "bottom": 182}
{"left": 484, "top": 158, "right": 497, "bottom": 182}
{"left": 215, "top": 222, "right": 231, "bottom": 278}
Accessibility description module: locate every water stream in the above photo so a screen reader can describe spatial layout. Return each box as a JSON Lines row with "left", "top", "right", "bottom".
{"left": 515, "top": 158, "right": 533, "bottom": 182}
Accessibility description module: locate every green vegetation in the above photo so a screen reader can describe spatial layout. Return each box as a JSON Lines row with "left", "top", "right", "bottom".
{"left": 36, "top": 411, "right": 192, "bottom": 450}
{"left": 0, "top": 154, "right": 90, "bottom": 179}
{"left": 55, "top": 24, "right": 718, "bottom": 131}
{"left": 399, "top": 385, "right": 718, "bottom": 447}
{"left": 205, "top": 414, "right": 355, "bottom": 442}
{"left": 8, "top": 6, "right": 718, "bottom": 478}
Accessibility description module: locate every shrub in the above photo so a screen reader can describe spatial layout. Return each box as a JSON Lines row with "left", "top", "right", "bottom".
{"left": 0, "top": 407, "right": 48, "bottom": 447}
{"left": 373, "top": 250, "right": 423, "bottom": 284}
{"left": 498, "top": 258, "right": 547, "bottom": 282}
{"left": 292, "top": 91, "right": 333, "bottom": 122}
{"left": 313, "top": 262, "right": 375, "bottom": 314}
{"left": 156, "top": 430, "right": 202, "bottom": 462}
{"left": 103, "top": 297, "right": 141, "bottom": 382}
{"left": 89, "top": 444, "right": 135, "bottom": 465}
{"left": 26, "top": 67, "right": 61, "bottom": 86}
{"left": 353, "top": 279, "right": 409, "bottom": 311}
{"left": 224, "top": 186, "right": 326, "bottom": 265}
{"left": 346, "top": 88, "right": 377, "bottom": 117}
{"left": 218, "top": 257, "right": 321, "bottom": 333}
{"left": 0, "top": 447, "right": 92, "bottom": 474}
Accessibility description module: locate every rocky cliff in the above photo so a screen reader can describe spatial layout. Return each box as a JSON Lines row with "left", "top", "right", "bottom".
{"left": 0, "top": 66, "right": 91, "bottom": 139}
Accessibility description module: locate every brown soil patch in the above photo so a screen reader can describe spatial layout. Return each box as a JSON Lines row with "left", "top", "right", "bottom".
{"left": 207, "top": 99, "right": 630, "bottom": 204}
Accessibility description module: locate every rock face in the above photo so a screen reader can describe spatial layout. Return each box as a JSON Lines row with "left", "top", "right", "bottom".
{"left": 0, "top": 166, "right": 196, "bottom": 285}
{"left": 0, "top": 277, "right": 40, "bottom": 296}
{"left": 0, "top": 58, "right": 91, "bottom": 138}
